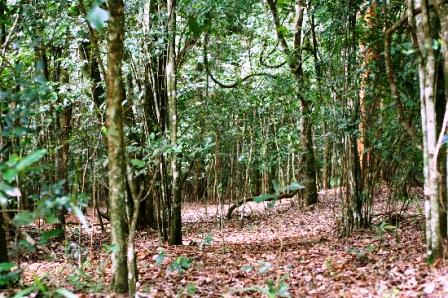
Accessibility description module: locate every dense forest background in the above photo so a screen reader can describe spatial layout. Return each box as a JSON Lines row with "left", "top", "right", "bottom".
{"left": 1, "top": 0, "right": 448, "bottom": 296}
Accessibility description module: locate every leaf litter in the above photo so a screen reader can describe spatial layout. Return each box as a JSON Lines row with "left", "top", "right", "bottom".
{"left": 13, "top": 188, "right": 448, "bottom": 297}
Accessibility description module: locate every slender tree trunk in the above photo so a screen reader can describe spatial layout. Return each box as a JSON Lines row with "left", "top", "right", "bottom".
{"left": 106, "top": 0, "right": 128, "bottom": 292}
{"left": 56, "top": 101, "right": 72, "bottom": 238}
{"left": 0, "top": 210, "right": 8, "bottom": 264}
{"left": 0, "top": 1, "right": 6, "bottom": 254}
{"left": 434, "top": 0, "right": 448, "bottom": 239}
{"left": 266, "top": 0, "right": 318, "bottom": 205}
{"left": 412, "top": 0, "right": 443, "bottom": 261}
{"left": 167, "top": 0, "right": 182, "bottom": 245}
{"left": 300, "top": 98, "right": 318, "bottom": 205}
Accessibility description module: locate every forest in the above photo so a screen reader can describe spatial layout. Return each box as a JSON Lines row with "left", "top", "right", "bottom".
{"left": 1, "top": 0, "right": 448, "bottom": 296}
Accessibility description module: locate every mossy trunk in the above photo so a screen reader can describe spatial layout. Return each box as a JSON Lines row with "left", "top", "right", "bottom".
{"left": 106, "top": 0, "right": 128, "bottom": 293}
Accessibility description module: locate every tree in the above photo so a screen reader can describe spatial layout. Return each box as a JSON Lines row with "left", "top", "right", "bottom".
{"left": 167, "top": 0, "right": 182, "bottom": 245}
{"left": 105, "top": 0, "right": 128, "bottom": 292}
{"left": 265, "top": 0, "right": 318, "bottom": 205}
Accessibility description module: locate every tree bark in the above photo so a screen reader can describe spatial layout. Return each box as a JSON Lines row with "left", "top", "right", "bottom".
{"left": 434, "top": 0, "right": 448, "bottom": 239}
{"left": 413, "top": 0, "right": 443, "bottom": 261}
{"left": 167, "top": 0, "right": 182, "bottom": 245}
{"left": 266, "top": 0, "right": 318, "bottom": 205}
{"left": 0, "top": 209, "right": 8, "bottom": 264}
{"left": 106, "top": 0, "right": 128, "bottom": 292}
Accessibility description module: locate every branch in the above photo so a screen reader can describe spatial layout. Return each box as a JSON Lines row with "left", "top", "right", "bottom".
{"left": 384, "top": 9, "right": 422, "bottom": 149}
{"left": 78, "top": 0, "right": 106, "bottom": 81}
{"left": 259, "top": 41, "right": 287, "bottom": 69}
{"left": 293, "top": 0, "right": 305, "bottom": 51}
{"left": 204, "top": 34, "right": 276, "bottom": 89}
{"left": 177, "top": 35, "right": 198, "bottom": 69}
{"left": 266, "top": 0, "right": 291, "bottom": 57}
{"left": 0, "top": 7, "right": 21, "bottom": 72}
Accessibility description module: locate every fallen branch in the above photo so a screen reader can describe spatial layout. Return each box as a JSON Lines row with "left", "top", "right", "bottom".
{"left": 226, "top": 189, "right": 300, "bottom": 219}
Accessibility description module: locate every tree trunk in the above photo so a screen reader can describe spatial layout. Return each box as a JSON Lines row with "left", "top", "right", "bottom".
{"left": 434, "top": 0, "right": 448, "bottom": 239}
{"left": 300, "top": 98, "right": 318, "bottom": 205}
{"left": 106, "top": 0, "right": 128, "bottom": 292}
{"left": 167, "top": 0, "right": 182, "bottom": 245}
{"left": 56, "top": 101, "right": 72, "bottom": 238}
{"left": 266, "top": 0, "right": 318, "bottom": 205}
{"left": 0, "top": 210, "right": 8, "bottom": 264}
{"left": 413, "top": 0, "right": 443, "bottom": 261}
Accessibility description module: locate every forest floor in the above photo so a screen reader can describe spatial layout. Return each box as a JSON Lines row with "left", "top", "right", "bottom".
{"left": 9, "top": 188, "right": 448, "bottom": 297}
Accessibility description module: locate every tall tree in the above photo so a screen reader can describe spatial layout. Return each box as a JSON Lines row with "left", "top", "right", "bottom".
{"left": 167, "top": 0, "right": 182, "bottom": 245}
{"left": 0, "top": 0, "right": 8, "bottom": 267}
{"left": 106, "top": 0, "right": 128, "bottom": 292}
{"left": 265, "top": 0, "right": 318, "bottom": 205}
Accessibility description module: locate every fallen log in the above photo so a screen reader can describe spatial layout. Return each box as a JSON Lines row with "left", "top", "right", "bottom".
{"left": 226, "top": 189, "right": 300, "bottom": 219}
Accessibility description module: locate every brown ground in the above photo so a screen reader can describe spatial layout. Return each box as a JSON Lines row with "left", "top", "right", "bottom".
{"left": 5, "top": 188, "right": 448, "bottom": 297}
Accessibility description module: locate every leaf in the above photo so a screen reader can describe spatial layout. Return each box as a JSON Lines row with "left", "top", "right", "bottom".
{"left": 199, "top": 233, "right": 213, "bottom": 250}
{"left": 277, "top": 25, "right": 289, "bottom": 36}
{"left": 168, "top": 256, "right": 192, "bottom": 274}
{"left": 16, "top": 149, "right": 47, "bottom": 171}
{"left": 155, "top": 250, "right": 165, "bottom": 266}
{"left": 72, "top": 205, "right": 89, "bottom": 228}
{"left": 39, "top": 229, "right": 62, "bottom": 245}
{"left": 241, "top": 265, "right": 253, "bottom": 273}
{"left": 130, "top": 159, "right": 146, "bottom": 168}
{"left": 12, "top": 211, "right": 35, "bottom": 227}
{"left": 186, "top": 282, "right": 198, "bottom": 295}
{"left": 12, "top": 286, "right": 37, "bottom": 298}
{"left": 188, "top": 17, "right": 203, "bottom": 37}
{"left": 0, "top": 182, "right": 21, "bottom": 197}
{"left": 284, "top": 181, "right": 304, "bottom": 192}
{"left": 87, "top": 6, "right": 110, "bottom": 30}
{"left": 54, "top": 288, "right": 78, "bottom": 298}
{"left": 102, "top": 243, "right": 118, "bottom": 254}
{"left": 254, "top": 193, "right": 277, "bottom": 203}
{"left": 0, "top": 262, "right": 14, "bottom": 272}
{"left": 258, "top": 262, "right": 272, "bottom": 274}
{"left": 272, "top": 180, "right": 281, "bottom": 194}
{"left": 0, "top": 193, "right": 7, "bottom": 207}
{"left": 3, "top": 168, "right": 18, "bottom": 183}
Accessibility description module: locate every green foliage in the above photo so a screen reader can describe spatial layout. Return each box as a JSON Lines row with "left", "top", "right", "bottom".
{"left": 177, "top": 282, "right": 198, "bottom": 297}
{"left": 347, "top": 244, "right": 375, "bottom": 265}
{"left": 0, "top": 150, "right": 47, "bottom": 206}
{"left": 87, "top": 5, "right": 109, "bottom": 30}
{"left": 168, "top": 256, "right": 192, "bottom": 274}
{"left": 233, "top": 274, "right": 290, "bottom": 298}
{"left": 186, "top": 282, "right": 198, "bottom": 295}
{"left": 154, "top": 249, "right": 166, "bottom": 266}
{"left": 253, "top": 181, "right": 304, "bottom": 207}
{"left": 0, "top": 262, "right": 22, "bottom": 287}
{"left": 12, "top": 276, "right": 76, "bottom": 298}
{"left": 199, "top": 232, "right": 214, "bottom": 250}
{"left": 130, "top": 158, "right": 146, "bottom": 168}
{"left": 373, "top": 221, "right": 397, "bottom": 238}
{"left": 67, "top": 263, "right": 104, "bottom": 292}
